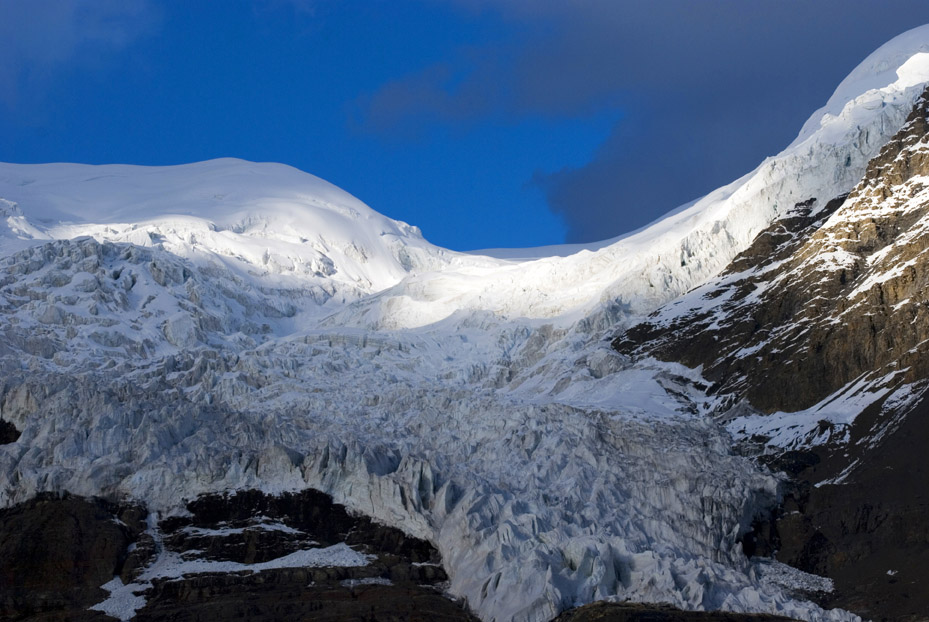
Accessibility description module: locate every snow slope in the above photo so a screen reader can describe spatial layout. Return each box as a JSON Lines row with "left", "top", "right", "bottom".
{"left": 5, "top": 24, "right": 929, "bottom": 622}
{"left": 3, "top": 23, "right": 929, "bottom": 331}
{"left": 348, "top": 28, "right": 929, "bottom": 331}
{"left": 0, "top": 159, "right": 457, "bottom": 326}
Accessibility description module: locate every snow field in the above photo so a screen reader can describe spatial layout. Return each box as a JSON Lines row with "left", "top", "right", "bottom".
{"left": 7, "top": 23, "right": 929, "bottom": 622}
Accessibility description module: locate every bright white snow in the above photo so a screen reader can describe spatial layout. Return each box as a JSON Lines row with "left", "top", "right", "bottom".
{"left": 7, "top": 22, "right": 929, "bottom": 622}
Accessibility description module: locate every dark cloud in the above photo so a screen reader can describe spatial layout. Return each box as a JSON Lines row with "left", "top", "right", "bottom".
{"left": 537, "top": 93, "right": 810, "bottom": 241}
{"left": 359, "top": 0, "right": 929, "bottom": 242}
{"left": 0, "top": 0, "right": 158, "bottom": 111}
{"left": 357, "top": 52, "right": 512, "bottom": 135}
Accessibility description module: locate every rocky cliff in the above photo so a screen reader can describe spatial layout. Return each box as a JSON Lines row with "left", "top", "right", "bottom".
{"left": 7, "top": 26, "right": 929, "bottom": 622}
{"left": 615, "top": 85, "right": 929, "bottom": 416}
{"left": 613, "top": 84, "right": 929, "bottom": 622}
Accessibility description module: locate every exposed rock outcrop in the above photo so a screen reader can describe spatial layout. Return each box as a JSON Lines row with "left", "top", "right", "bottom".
{"left": 771, "top": 393, "right": 929, "bottom": 622}
{"left": 0, "top": 418, "right": 18, "bottom": 444}
{"left": 0, "top": 490, "right": 477, "bottom": 622}
{"left": 612, "top": 85, "right": 929, "bottom": 622}
{"left": 615, "top": 85, "right": 929, "bottom": 414}
{"left": 0, "top": 493, "right": 145, "bottom": 621}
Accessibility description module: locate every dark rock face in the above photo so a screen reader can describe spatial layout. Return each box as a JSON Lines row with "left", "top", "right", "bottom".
{"left": 167, "top": 488, "right": 438, "bottom": 564}
{"left": 0, "top": 493, "right": 145, "bottom": 621}
{"left": 135, "top": 489, "right": 475, "bottom": 622}
{"left": 0, "top": 418, "right": 19, "bottom": 443}
{"left": 553, "top": 602, "right": 795, "bottom": 621}
{"left": 614, "top": 85, "right": 929, "bottom": 414}
{"left": 0, "top": 489, "right": 477, "bottom": 622}
{"left": 134, "top": 569, "right": 470, "bottom": 622}
{"left": 773, "top": 393, "right": 929, "bottom": 622}
{"left": 611, "top": 85, "right": 929, "bottom": 622}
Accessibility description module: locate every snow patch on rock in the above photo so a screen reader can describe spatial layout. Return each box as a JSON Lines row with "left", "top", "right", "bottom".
{"left": 5, "top": 23, "right": 928, "bottom": 622}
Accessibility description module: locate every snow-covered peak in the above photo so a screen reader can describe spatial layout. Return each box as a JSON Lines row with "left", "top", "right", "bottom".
{"left": 0, "top": 158, "right": 449, "bottom": 306}
{"left": 0, "top": 158, "right": 372, "bottom": 225}
{"left": 6, "top": 30, "right": 929, "bottom": 335}
{"left": 329, "top": 36, "right": 929, "bottom": 330}
{"left": 793, "top": 24, "right": 929, "bottom": 147}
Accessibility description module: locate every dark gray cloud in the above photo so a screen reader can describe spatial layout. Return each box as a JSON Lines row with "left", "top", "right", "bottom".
{"left": 359, "top": 0, "right": 929, "bottom": 242}
{"left": 0, "top": 0, "right": 158, "bottom": 111}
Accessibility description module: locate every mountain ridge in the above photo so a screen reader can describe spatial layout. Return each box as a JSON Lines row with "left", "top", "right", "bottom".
{"left": 6, "top": 22, "right": 929, "bottom": 331}
{"left": 6, "top": 24, "right": 929, "bottom": 622}
{"left": 612, "top": 83, "right": 929, "bottom": 622}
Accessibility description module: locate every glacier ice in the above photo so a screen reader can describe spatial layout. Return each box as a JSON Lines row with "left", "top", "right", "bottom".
{"left": 6, "top": 23, "right": 929, "bottom": 622}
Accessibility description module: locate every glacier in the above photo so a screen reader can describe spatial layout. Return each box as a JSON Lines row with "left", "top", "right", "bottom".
{"left": 5, "top": 24, "right": 929, "bottom": 622}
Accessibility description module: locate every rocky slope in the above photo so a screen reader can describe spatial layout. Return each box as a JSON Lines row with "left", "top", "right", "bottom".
{"left": 613, "top": 83, "right": 929, "bottom": 622}
{"left": 0, "top": 490, "right": 475, "bottom": 622}
{"left": 614, "top": 84, "right": 929, "bottom": 419}
{"left": 6, "top": 25, "right": 929, "bottom": 622}
{"left": 772, "top": 392, "right": 929, "bottom": 621}
{"left": 0, "top": 494, "right": 145, "bottom": 620}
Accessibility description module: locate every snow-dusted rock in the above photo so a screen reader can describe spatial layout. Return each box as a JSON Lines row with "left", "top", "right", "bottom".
{"left": 6, "top": 22, "right": 929, "bottom": 622}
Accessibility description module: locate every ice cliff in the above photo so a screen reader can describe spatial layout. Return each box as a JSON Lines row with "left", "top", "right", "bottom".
{"left": 5, "top": 24, "right": 929, "bottom": 622}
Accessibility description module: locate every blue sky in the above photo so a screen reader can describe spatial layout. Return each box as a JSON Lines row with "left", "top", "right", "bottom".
{"left": 4, "top": 1, "right": 929, "bottom": 250}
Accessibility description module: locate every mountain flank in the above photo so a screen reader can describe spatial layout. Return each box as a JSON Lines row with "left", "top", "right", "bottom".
{"left": 614, "top": 84, "right": 929, "bottom": 621}
{"left": 7, "top": 26, "right": 929, "bottom": 622}
{"left": 0, "top": 490, "right": 476, "bottom": 622}
{"left": 614, "top": 85, "right": 929, "bottom": 416}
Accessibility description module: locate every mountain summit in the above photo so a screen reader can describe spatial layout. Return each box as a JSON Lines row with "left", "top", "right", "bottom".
{"left": 4, "top": 24, "right": 929, "bottom": 622}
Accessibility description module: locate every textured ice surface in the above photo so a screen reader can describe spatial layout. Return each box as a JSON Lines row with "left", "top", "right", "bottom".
{"left": 0, "top": 334, "right": 849, "bottom": 622}
{"left": 6, "top": 23, "right": 929, "bottom": 622}
{"left": 0, "top": 241, "right": 860, "bottom": 622}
